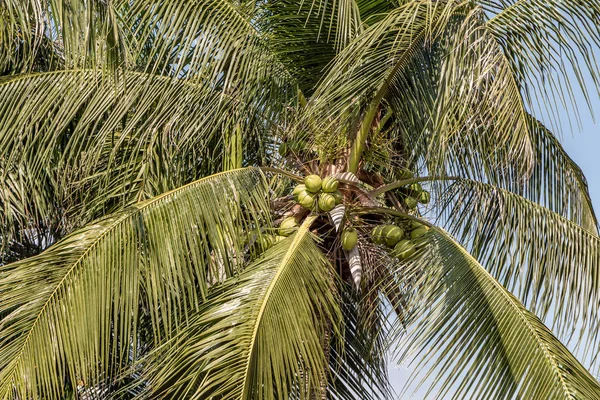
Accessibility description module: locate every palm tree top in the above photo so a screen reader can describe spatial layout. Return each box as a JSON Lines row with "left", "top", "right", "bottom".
{"left": 1, "top": 0, "right": 600, "bottom": 399}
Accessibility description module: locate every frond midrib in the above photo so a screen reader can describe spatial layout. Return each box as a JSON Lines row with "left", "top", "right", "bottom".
{"left": 239, "top": 215, "right": 317, "bottom": 399}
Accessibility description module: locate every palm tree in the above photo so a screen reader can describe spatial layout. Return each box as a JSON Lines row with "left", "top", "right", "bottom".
{"left": 1, "top": 0, "right": 600, "bottom": 398}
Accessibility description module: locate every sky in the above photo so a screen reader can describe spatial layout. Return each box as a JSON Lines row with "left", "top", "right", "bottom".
{"left": 386, "top": 68, "right": 600, "bottom": 397}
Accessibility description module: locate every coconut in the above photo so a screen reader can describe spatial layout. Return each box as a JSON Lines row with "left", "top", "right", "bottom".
{"left": 382, "top": 225, "right": 404, "bottom": 247}
{"left": 419, "top": 190, "right": 430, "bottom": 204}
{"left": 321, "top": 176, "right": 339, "bottom": 193}
{"left": 405, "top": 196, "right": 418, "bottom": 209}
{"left": 404, "top": 196, "right": 418, "bottom": 209}
{"left": 409, "top": 182, "right": 422, "bottom": 194}
{"left": 396, "top": 241, "right": 417, "bottom": 260}
{"left": 410, "top": 226, "right": 429, "bottom": 239}
{"left": 279, "top": 216, "right": 298, "bottom": 236}
{"left": 331, "top": 190, "right": 343, "bottom": 205}
{"left": 400, "top": 168, "right": 413, "bottom": 179}
{"left": 298, "top": 191, "right": 315, "bottom": 209}
{"left": 254, "top": 234, "right": 275, "bottom": 252}
{"left": 342, "top": 229, "right": 358, "bottom": 251}
{"left": 318, "top": 193, "right": 336, "bottom": 212}
{"left": 292, "top": 184, "right": 306, "bottom": 198}
{"left": 410, "top": 220, "right": 423, "bottom": 230}
{"left": 278, "top": 142, "right": 289, "bottom": 156}
{"left": 305, "top": 174, "right": 322, "bottom": 193}
{"left": 392, "top": 239, "right": 412, "bottom": 256}
{"left": 371, "top": 225, "right": 385, "bottom": 244}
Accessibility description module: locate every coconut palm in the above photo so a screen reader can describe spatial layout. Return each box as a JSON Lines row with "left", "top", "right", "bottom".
{"left": 1, "top": 0, "right": 600, "bottom": 398}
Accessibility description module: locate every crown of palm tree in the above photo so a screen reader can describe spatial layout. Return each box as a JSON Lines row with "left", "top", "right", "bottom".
{"left": 1, "top": 0, "right": 600, "bottom": 399}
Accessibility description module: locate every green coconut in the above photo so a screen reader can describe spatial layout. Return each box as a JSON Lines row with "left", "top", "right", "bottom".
{"left": 298, "top": 191, "right": 315, "bottom": 209}
{"left": 410, "top": 226, "right": 430, "bottom": 240}
{"left": 400, "top": 168, "right": 413, "bottom": 179}
{"left": 318, "top": 193, "right": 336, "bottom": 212}
{"left": 371, "top": 225, "right": 385, "bottom": 245}
{"left": 419, "top": 190, "right": 430, "bottom": 204}
{"left": 342, "top": 229, "right": 358, "bottom": 251}
{"left": 396, "top": 241, "right": 417, "bottom": 260}
{"left": 278, "top": 142, "right": 289, "bottom": 156}
{"left": 305, "top": 174, "right": 322, "bottom": 193}
{"left": 292, "top": 184, "right": 306, "bottom": 198}
{"left": 405, "top": 196, "right": 418, "bottom": 209}
{"left": 321, "top": 176, "right": 339, "bottom": 193}
{"left": 383, "top": 225, "right": 404, "bottom": 247}
{"left": 331, "top": 190, "right": 343, "bottom": 205}
{"left": 279, "top": 216, "right": 298, "bottom": 236}
{"left": 254, "top": 234, "right": 275, "bottom": 252}
{"left": 410, "top": 220, "right": 423, "bottom": 230}
{"left": 392, "top": 239, "right": 412, "bottom": 256}
{"left": 409, "top": 182, "right": 422, "bottom": 194}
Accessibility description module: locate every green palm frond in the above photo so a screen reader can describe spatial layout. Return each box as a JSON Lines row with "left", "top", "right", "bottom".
{"left": 138, "top": 216, "right": 341, "bottom": 399}
{"left": 0, "top": 168, "right": 271, "bottom": 399}
{"left": 303, "top": 0, "right": 460, "bottom": 163}
{"left": 0, "top": 70, "right": 283, "bottom": 258}
{"left": 524, "top": 115, "right": 598, "bottom": 232}
{"left": 439, "top": 178, "right": 600, "bottom": 370}
{"left": 304, "top": 1, "right": 536, "bottom": 182}
{"left": 1, "top": 0, "right": 130, "bottom": 72}
{"left": 392, "top": 228, "right": 600, "bottom": 399}
{"left": 482, "top": 0, "right": 600, "bottom": 124}
{"left": 386, "top": 5, "right": 534, "bottom": 183}
{"left": 326, "top": 283, "right": 393, "bottom": 400}
{"left": 125, "top": 0, "right": 295, "bottom": 88}
{"left": 256, "top": 0, "right": 360, "bottom": 95}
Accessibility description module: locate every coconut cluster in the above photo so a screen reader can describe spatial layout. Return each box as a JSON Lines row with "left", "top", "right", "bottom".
{"left": 293, "top": 175, "right": 343, "bottom": 212}
{"left": 401, "top": 182, "right": 430, "bottom": 209}
{"left": 251, "top": 215, "right": 298, "bottom": 253}
{"left": 372, "top": 220, "right": 430, "bottom": 260}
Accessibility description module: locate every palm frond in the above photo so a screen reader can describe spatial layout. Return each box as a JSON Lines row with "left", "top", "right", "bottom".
{"left": 439, "top": 178, "right": 600, "bottom": 371}
{"left": 327, "top": 283, "right": 393, "bottom": 400}
{"left": 482, "top": 0, "right": 600, "bottom": 126}
{"left": 386, "top": 5, "right": 534, "bottom": 183}
{"left": 0, "top": 70, "right": 282, "bottom": 259}
{"left": 524, "top": 114, "right": 598, "bottom": 232}
{"left": 1, "top": 0, "right": 130, "bottom": 72}
{"left": 392, "top": 228, "right": 600, "bottom": 399}
{"left": 304, "top": 2, "right": 535, "bottom": 183}
{"left": 255, "top": 0, "right": 362, "bottom": 95}
{"left": 303, "top": 0, "right": 461, "bottom": 166}
{"left": 0, "top": 168, "right": 271, "bottom": 399}
{"left": 138, "top": 216, "right": 341, "bottom": 399}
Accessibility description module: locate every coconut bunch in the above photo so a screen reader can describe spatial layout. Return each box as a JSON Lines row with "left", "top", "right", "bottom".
{"left": 395, "top": 169, "right": 431, "bottom": 209}
{"left": 293, "top": 174, "right": 343, "bottom": 212}
{"left": 371, "top": 220, "right": 430, "bottom": 261}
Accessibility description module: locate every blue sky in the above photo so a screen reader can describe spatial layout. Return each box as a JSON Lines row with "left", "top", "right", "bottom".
{"left": 387, "top": 68, "right": 600, "bottom": 397}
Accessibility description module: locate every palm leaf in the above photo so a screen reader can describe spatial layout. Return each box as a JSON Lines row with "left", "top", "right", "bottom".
{"left": 392, "top": 228, "right": 600, "bottom": 399}
{"left": 524, "top": 115, "right": 598, "bottom": 232}
{"left": 386, "top": 5, "right": 534, "bottom": 184}
{"left": 483, "top": 0, "right": 600, "bottom": 125}
{"left": 138, "top": 216, "right": 341, "bottom": 399}
{"left": 439, "top": 178, "right": 600, "bottom": 371}
{"left": 0, "top": 70, "right": 283, "bottom": 259}
{"left": 1, "top": 0, "right": 130, "bottom": 72}
{"left": 0, "top": 168, "right": 271, "bottom": 399}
